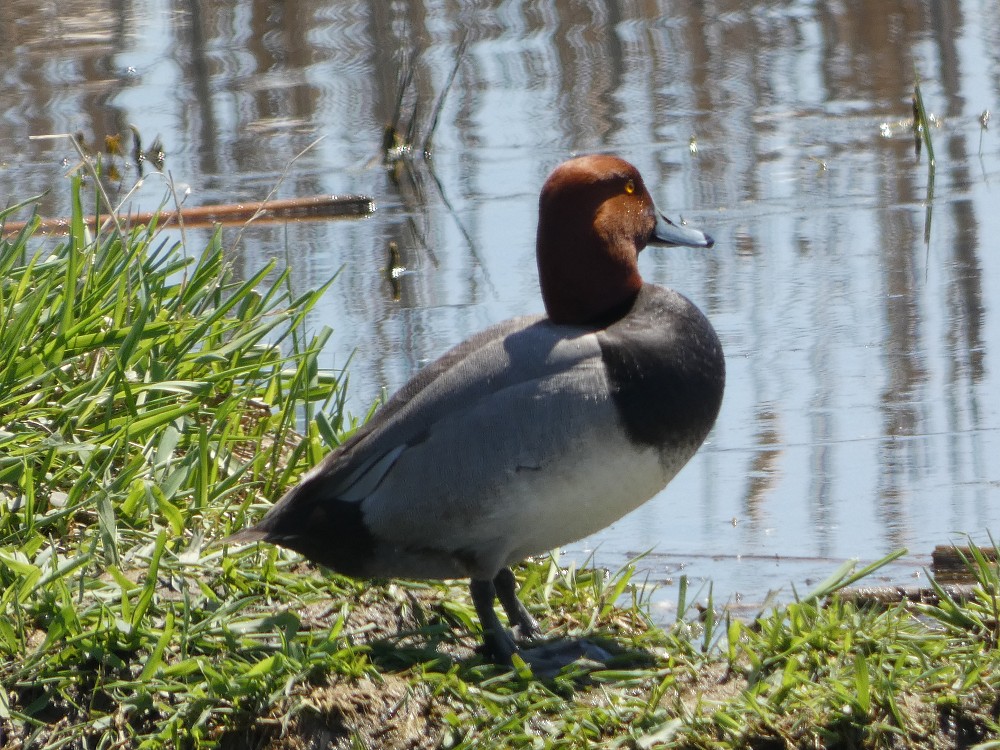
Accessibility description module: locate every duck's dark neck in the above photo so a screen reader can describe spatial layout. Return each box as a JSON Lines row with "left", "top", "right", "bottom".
{"left": 578, "top": 289, "right": 641, "bottom": 329}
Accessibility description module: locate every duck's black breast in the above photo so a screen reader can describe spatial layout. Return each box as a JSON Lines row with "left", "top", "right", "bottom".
{"left": 596, "top": 283, "right": 725, "bottom": 450}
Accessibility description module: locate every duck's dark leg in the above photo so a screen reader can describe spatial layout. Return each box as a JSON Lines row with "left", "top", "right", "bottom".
{"left": 493, "top": 567, "right": 540, "bottom": 639}
{"left": 469, "top": 578, "right": 517, "bottom": 663}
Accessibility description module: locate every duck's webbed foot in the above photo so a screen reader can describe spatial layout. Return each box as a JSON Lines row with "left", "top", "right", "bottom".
{"left": 469, "top": 571, "right": 614, "bottom": 675}
{"left": 516, "top": 639, "right": 614, "bottom": 677}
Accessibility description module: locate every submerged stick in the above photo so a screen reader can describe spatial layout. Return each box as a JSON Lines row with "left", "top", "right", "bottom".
{"left": 3, "top": 193, "right": 375, "bottom": 235}
{"left": 836, "top": 583, "right": 978, "bottom": 606}
{"left": 836, "top": 545, "right": 998, "bottom": 606}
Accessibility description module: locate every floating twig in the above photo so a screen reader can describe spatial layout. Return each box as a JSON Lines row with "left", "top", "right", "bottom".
{"left": 912, "top": 72, "right": 936, "bottom": 251}
{"left": 912, "top": 72, "right": 936, "bottom": 167}
{"left": 2, "top": 194, "right": 374, "bottom": 236}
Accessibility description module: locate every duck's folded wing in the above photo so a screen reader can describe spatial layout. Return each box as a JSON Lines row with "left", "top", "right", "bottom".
{"left": 236, "top": 317, "right": 671, "bottom": 578}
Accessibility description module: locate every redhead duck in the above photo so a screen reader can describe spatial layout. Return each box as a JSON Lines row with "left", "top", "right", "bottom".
{"left": 228, "top": 155, "right": 724, "bottom": 664}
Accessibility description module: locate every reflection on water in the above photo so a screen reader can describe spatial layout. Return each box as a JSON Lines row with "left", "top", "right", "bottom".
{"left": 3, "top": 0, "right": 1000, "bottom": 617}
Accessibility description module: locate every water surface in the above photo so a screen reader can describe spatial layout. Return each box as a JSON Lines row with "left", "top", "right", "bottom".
{"left": 3, "top": 0, "right": 1000, "bottom": 618}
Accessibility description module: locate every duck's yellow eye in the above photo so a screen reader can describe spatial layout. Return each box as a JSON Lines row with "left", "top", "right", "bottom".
{"left": 624, "top": 179, "right": 635, "bottom": 195}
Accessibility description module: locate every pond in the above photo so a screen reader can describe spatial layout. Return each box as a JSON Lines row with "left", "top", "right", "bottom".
{"left": 3, "top": 0, "right": 999, "bottom": 619}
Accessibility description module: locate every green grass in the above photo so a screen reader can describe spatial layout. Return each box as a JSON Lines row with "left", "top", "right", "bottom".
{"left": 0, "top": 175, "right": 353, "bottom": 747}
{"left": 2, "top": 178, "right": 1000, "bottom": 749}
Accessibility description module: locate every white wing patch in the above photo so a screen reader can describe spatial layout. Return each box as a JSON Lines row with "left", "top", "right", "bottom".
{"left": 337, "top": 444, "right": 406, "bottom": 504}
